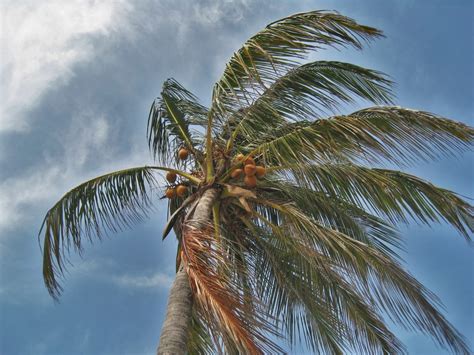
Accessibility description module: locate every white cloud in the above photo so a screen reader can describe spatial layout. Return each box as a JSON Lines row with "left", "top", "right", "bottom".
{"left": 0, "top": 0, "right": 262, "bottom": 134}
{"left": 0, "top": 109, "right": 146, "bottom": 233}
{"left": 74, "top": 258, "right": 118, "bottom": 275}
{"left": 192, "top": 0, "right": 251, "bottom": 26}
{"left": 0, "top": 0, "right": 131, "bottom": 132}
{"left": 113, "top": 272, "right": 173, "bottom": 289}
{"left": 0, "top": 0, "right": 264, "bottom": 233}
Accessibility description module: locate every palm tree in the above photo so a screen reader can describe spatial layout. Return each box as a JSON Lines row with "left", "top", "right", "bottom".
{"left": 39, "top": 10, "right": 473, "bottom": 355}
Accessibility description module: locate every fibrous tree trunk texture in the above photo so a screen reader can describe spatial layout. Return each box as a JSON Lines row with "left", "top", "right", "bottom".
{"left": 157, "top": 188, "right": 219, "bottom": 355}
{"left": 157, "top": 265, "right": 192, "bottom": 355}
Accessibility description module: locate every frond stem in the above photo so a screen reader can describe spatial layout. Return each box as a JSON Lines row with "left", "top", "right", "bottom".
{"left": 149, "top": 166, "right": 202, "bottom": 185}
{"left": 205, "top": 108, "right": 215, "bottom": 181}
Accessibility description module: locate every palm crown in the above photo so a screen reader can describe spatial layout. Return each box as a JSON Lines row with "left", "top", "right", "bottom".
{"left": 39, "top": 10, "right": 473, "bottom": 354}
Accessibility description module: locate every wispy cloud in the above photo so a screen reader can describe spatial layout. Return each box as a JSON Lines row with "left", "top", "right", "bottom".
{"left": 0, "top": 0, "right": 131, "bottom": 133}
{"left": 74, "top": 258, "right": 174, "bottom": 290}
{"left": 113, "top": 272, "right": 173, "bottom": 289}
{"left": 0, "top": 109, "right": 146, "bottom": 233}
{"left": 0, "top": 0, "right": 256, "bottom": 135}
{"left": 0, "top": 0, "right": 263, "bottom": 235}
{"left": 191, "top": 0, "right": 252, "bottom": 26}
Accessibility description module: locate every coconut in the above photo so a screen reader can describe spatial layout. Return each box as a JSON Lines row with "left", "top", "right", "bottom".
{"left": 244, "top": 157, "right": 255, "bottom": 166}
{"left": 255, "top": 166, "right": 266, "bottom": 178}
{"left": 165, "top": 188, "right": 176, "bottom": 199}
{"left": 244, "top": 164, "right": 257, "bottom": 176}
{"left": 176, "top": 185, "right": 188, "bottom": 197}
{"left": 166, "top": 171, "right": 177, "bottom": 183}
{"left": 235, "top": 153, "right": 245, "bottom": 162}
{"left": 231, "top": 168, "right": 243, "bottom": 179}
{"left": 244, "top": 175, "right": 257, "bottom": 188}
{"left": 178, "top": 148, "right": 189, "bottom": 160}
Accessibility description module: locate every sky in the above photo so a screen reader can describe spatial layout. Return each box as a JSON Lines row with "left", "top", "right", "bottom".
{"left": 0, "top": 0, "right": 472, "bottom": 354}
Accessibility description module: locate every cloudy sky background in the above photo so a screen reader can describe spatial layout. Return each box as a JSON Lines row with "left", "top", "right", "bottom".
{"left": 0, "top": 0, "right": 472, "bottom": 354}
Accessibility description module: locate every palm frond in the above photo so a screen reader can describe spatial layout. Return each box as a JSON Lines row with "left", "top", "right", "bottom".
{"left": 39, "top": 166, "right": 190, "bottom": 299}
{"left": 163, "top": 194, "right": 197, "bottom": 240}
{"left": 147, "top": 79, "right": 207, "bottom": 163}
{"left": 240, "top": 107, "right": 473, "bottom": 168}
{"left": 211, "top": 10, "right": 383, "bottom": 117}
{"left": 243, "top": 217, "right": 405, "bottom": 354}
{"left": 275, "top": 163, "right": 473, "bottom": 239}
{"left": 251, "top": 200, "right": 470, "bottom": 354}
{"left": 216, "top": 206, "right": 259, "bottom": 311}
{"left": 224, "top": 61, "right": 394, "bottom": 148}
{"left": 181, "top": 226, "right": 282, "bottom": 354}
{"left": 186, "top": 307, "right": 215, "bottom": 355}
{"left": 258, "top": 179, "right": 404, "bottom": 258}
{"left": 161, "top": 78, "right": 209, "bottom": 126}
{"left": 348, "top": 106, "right": 474, "bottom": 163}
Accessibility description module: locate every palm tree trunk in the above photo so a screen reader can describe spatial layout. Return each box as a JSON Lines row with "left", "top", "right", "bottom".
{"left": 157, "top": 188, "right": 219, "bottom": 355}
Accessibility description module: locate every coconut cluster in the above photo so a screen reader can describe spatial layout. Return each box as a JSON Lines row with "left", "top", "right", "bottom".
{"left": 165, "top": 148, "right": 190, "bottom": 199}
{"left": 165, "top": 171, "right": 188, "bottom": 198}
{"left": 164, "top": 149, "right": 265, "bottom": 198}
{"left": 231, "top": 153, "right": 265, "bottom": 188}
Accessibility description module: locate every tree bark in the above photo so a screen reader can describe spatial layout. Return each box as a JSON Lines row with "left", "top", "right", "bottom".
{"left": 157, "top": 188, "right": 219, "bottom": 355}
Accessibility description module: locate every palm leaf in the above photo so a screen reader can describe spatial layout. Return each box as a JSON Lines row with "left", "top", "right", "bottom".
{"left": 224, "top": 61, "right": 394, "bottom": 149}
{"left": 240, "top": 107, "right": 473, "bottom": 167}
{"left": 186, "top": 307, "right": 215, "bottom": 355}
{"left": 258, "top": 179, "right": 404, "bottom": 258}
{"left": 161, "top": 93, "right": 196, "bottom": 149}
{"left": 147, "top": 79, "right": 207, "bottom": 163}
{"left": 162, "top": 194, "right": 197, "bottom": 240}
{"left": 211, "top": 10, "right": 384, "bottom": 117}
{"left": 251, "top": 200, "right": 470, "bottom": 354}
{"left": 161, "top": 78, "right": 209, "bottom": 126}
{"left": 39, "top": 166, "right": 196, "bottom": 299}
{"left": 243, "top": 218, "right": 405, "bottom": 354}
{"left": 275, "top": 163, "right": 474, "bottom": 239}
{"left": 181, "top": 226, "right": 282, "bottom": 354}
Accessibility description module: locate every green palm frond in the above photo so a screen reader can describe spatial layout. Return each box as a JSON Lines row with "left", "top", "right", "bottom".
{"left": 258, "top": 180, "right": 403, "bottom": 258}
{"left": 161, "top": 78, "right": 209, "bottom": 126}
{"left": 348, "top": 106, "right": 474, "bottom": 163}
{"left": 39, "top": 166, "right": 196, "bottom": 299}
{"left": 274, "top": 163, "right": 473, "bottom": 239}
{"left": 163, "top": 194, "right": 198, "bottom": 241}
{"left": 249, "top": 200, "right": 469, "bottom": 354}
{"left": 147, "top": 79, "right": 207, "bottom": 163}
{"left": 211, "top": 10, "right": 383, "bottom": 117}
{"left": 239, "top": 107, "right": 473, "bottom": 168}
{"left": 250, "top": 235, "right": 350, "bottom": 353}
{"left": 224, "top": 61, "right": 394, "bottom": 149}
{"left": 186, "top": 307, "right": 215, "bottom": 355}
{"left": 243, "top": 218, "right": 405, "bottom": 354}
{"left": 161, "top": 93, "right": 196, "bottom": 149}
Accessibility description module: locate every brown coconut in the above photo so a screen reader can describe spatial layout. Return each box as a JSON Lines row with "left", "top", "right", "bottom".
{"left": 244, "top": 157, "right": 255, "bottom": 166}
{"left": 255, "top": 166, "right": 266, "bottom": 178}
{"left": 235, "top": 153, "right": 245, "bottom": 162}
{"left": 166, "top": 171, "right": 177, "bottom": 183}
{"left": 165, "top": 188, "right": 176, "bottom": 199}
{"left": 244, "top": 175, "right": 257, "bottom": 188}
{"left": 231, "top": 168, "right": 243, "bottom": 179}
{"left": 244, "top": 164, "right": 257, "bottom": 176}
{"left": 178, "top": 148, "right": 189, "bottom": 160}
{"left": 176, "top": 185, "right": 188, "bottom": 197}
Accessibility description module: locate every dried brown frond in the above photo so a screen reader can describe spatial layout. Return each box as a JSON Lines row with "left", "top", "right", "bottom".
{"left": 181, "top": 226, "right": 282, "bottom": 354}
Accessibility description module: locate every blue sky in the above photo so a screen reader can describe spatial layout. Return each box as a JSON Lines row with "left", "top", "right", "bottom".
{"left": 0, "top": 1, "right": 472, "bottom": 354}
